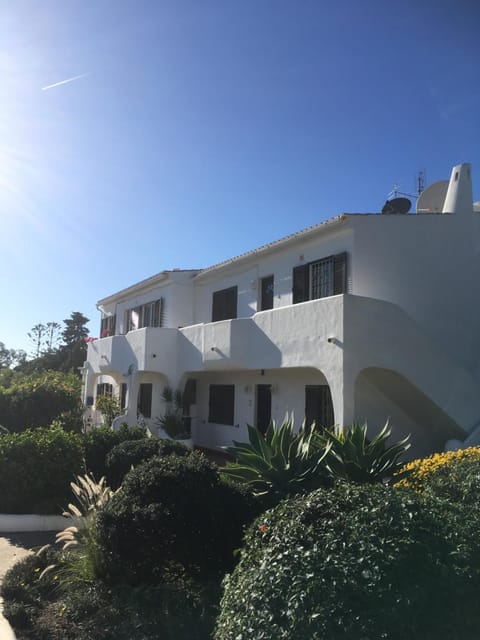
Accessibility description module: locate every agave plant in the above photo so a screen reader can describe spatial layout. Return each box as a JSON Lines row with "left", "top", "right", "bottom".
{"left": 317, "top": 422, "right": 410, "bottom": 484}
{"left": 221, "top": 415, "right": 332, "bottom": 500}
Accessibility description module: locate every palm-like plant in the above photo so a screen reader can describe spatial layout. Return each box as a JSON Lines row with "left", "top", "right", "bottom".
{"left": 316, "top": 422, "right": 410, "bottom": 484}
{"left": 221, "top": 415, "right": 332, "bottom": 499}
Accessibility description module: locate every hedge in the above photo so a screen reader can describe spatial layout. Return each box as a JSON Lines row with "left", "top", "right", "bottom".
{"left": 0, "top": 427, "right": 84, "bottom": 514}
{"left": 0, "top": 371, "right": 82, "bottom": 433}
{"left": 216, "top": 482, "right": 480, "bottom": 640}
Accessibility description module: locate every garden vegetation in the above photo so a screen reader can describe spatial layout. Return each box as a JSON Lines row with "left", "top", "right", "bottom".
{"left": 2, "top": 418, "right": 480, "bottom": 639}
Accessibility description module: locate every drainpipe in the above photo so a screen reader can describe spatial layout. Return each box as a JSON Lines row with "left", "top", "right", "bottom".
{"left": 442, "top": 163, "right": 473, "bottom": 215}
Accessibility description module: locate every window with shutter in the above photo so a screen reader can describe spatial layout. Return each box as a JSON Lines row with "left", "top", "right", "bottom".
{"left": 138, "top": 383, "right": 153, "bottom": 418}
{"left": 260, "top": 275, "right": 274, "bottom": 311}
{"left": 125, "top": 299, "right": 164, "bottom": 331}
{"left": 292, "top": 252, "right": 347, "bottom": 303}
{"left": 208, "top": 385, "right": 235, "bottom": 425}
{"left": 212, "top": 286, "right": 238, "bottom": 322}
{"left": 305, "top": 385, "right": 334, "bottom": 430}
{"left": 292, "top": 265, "right": 309, "bottom": 303}
{"left": 100, "top": 315, "right": 116, "bottom": 337}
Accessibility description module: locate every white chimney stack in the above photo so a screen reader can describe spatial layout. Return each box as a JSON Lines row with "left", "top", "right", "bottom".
{"left": 442, "top": 163, "right": 473, "bottom": 215}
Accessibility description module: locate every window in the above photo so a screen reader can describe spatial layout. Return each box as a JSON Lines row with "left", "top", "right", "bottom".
{"left": 305, "top": 385, "right": 334, "bottom": 430}
{"left": 96, "top": 383, "right": 113, "bottom": 398}
{"left": 260, "top": 275, "right": 274, "bottom": 311}
{"left": 120, "top": 383, "right": 127, "bottom": 411}
{"left": 126, "top": 299, "right": 163, "bottom": 332}
{"left": 212, "top": 286, "right": 237, "bottom": 322}
{"left": 208, "top": 384, "right": 235, "bottom": 425}
{"left": 138, "top": 383, "right": 153, "bottom": 418}
{"left": 293, "top": 252, "right": 347, "bottom": 304}
{"left": 100, "top": 314, "right": 116, "bottom": 338}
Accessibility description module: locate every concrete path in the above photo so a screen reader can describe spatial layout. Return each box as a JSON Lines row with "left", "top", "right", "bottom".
{"left": 0, "top": 533, "right": 56, "bottom": 640}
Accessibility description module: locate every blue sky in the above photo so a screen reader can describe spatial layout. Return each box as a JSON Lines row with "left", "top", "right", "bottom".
{"left": 1, "top": 0, "right": 479, "bottom": 354}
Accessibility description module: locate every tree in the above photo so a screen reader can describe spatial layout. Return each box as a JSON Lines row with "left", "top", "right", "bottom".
{"left": 27, "top": 324, "right": 46, "bottom": 358}
{"left": 45, "top": 322, "right": 62, "bottom": 353}
{"left": 62, "top": 312, "right": 90, "bottom": 346}
{"left": 0, "top": 342, "right": 27, "bottom": 369}
{"left": 61, "top": 312, "right": 90, "bottom": 373}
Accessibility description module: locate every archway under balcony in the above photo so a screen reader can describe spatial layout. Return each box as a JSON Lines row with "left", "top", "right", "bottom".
{"left": 354, "top": 367, "right": 466, "bottom": 459}
{"left": 179, "top": 366, "right": 334, "bottom": 451}
{"left": 86, "top": 372, "right": 125, "bottom": 428}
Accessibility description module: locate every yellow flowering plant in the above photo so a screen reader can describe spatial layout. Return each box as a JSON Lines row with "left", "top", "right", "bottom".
{"left": 395, "top": 446, "right": 480, "bottom": 493}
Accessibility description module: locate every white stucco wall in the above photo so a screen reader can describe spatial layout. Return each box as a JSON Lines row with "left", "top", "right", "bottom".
{"left": 193, "top": 226, "right": 353, "bottom": 323}
{"left": 85, "top": 163, "right": 480, "bottom": 453}
{"left": 192, "top": 367, "right": 330, "bottom": 449}
{"left": 349, "top": 210, "right": 480, "bottom": 371}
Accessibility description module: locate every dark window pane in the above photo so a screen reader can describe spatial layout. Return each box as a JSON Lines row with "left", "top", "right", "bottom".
{"left": 183, "top": 379, "right": 197, "bottom": 407}
{"left": 260, "top": 275, "right": 274, "bottom": 311}
{"left": 305, "top": 385, "right": 334, "bottom": 430}
{"left": 96, "top": 383, "right": 113, "bottom": 398}
{"left": 208, "top": 384, "right": 235, "bottom": 425}
{"left": 138, "top": 383, "right": 153, "bottom": 418}
{"left": 292, "top": 265, "right": 309, "bottom": 303}
{"left": 333, "top": 252, "right": 347, "bottom": 295}
{"left": 212, "top": 286, "right": 238, "bottom": 322}
{"left": 256, "top": 384, "right": 272, "bottom": 435}
{"left": 120, "top": 383, "right": 127, "bottom": 411}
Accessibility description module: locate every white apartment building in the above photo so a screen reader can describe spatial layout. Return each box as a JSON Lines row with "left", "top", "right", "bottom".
{"left": 83, "top": 163, "right": 480, "bottom": 457}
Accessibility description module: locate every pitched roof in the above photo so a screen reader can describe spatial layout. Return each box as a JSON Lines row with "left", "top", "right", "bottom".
{"left": 194, "top": 214, "right": 348, "bottom": 280}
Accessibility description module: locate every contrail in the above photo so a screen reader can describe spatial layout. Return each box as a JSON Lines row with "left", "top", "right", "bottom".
{"left": 41, "top": 73, "right": 89, "bottom": 91}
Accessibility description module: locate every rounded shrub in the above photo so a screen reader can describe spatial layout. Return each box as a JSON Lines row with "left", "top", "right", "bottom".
{"left": 216, "top": 482, "right": 480, "bottom": 640}
{"left": 0, "top": 427, "right": 84, "bottom": 513}
{"left": 97, "top": 452, "right": 258, "bottom": 584}
{"left": 83, "top": 423, "right": 147, "bottom": 479}
{"left": 105, "top": 437, "right": 190, "bottom": 488}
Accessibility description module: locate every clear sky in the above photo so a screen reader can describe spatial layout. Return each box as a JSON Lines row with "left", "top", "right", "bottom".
{"left": 1, "top": 0, "right": 479, "bottom": 354}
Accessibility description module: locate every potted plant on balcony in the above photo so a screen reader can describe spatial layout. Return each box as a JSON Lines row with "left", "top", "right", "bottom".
{"left": 155, "top": 386, "right": 193, "bottom": 448}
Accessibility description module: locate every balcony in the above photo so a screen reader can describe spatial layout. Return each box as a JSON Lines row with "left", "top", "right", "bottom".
{"left": 180, "top": 295, "right": 345, "bottom": 371}
{"left": 87, "top": 327, "right": 180, "bottom": 377}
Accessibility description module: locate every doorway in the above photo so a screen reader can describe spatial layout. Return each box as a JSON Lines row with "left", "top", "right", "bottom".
{"left": 256, "top": 384, "right": 272, "bottom": 435}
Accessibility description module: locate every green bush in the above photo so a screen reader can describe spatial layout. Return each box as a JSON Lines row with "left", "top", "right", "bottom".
{"left": 1, "top": 546, "right": 61, "bottom": 636}
{"left": 83, "top": 424, "right": 147, "bottom": 479}
{"left": 97, "top": 452, "right": 258, "bottom": 585}
{"left": 105, "top": 437, "right": 190, "bottom": 488}
{"left": 0, "top": 427, "right": 84, "bottom": 513}
{"left": 0, "top": 370, "right": 83, "bottom": 432}
{"left": 216, "top": 482, "right": 480, "bottom": 640}
{"left": 2, "top": 557, "right": 217, "bottom": 640}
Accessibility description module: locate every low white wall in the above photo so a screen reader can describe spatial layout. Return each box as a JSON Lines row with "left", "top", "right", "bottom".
{"left": 0, "top": 514, "right": 71, "bottom": 533}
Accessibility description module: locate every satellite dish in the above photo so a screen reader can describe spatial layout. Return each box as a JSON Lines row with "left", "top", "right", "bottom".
{"left": 381, "top": 197, "right": 411, "bottom": 215}
{"left": 416, "top": 180, "right": 448, "bottom": 213}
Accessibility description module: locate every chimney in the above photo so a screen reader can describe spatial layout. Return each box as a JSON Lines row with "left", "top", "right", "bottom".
{"left": 442, "top": 163, "right": 473, "bottom": 215}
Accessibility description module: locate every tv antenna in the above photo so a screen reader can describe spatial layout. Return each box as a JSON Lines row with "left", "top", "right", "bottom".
{"left": 416, "top": 170, "right": 425, "bottom": 195}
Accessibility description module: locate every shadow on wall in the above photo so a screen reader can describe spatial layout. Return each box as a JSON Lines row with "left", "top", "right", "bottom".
{"left": 354, "top": 367, "right": 466, "bottom": 459}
